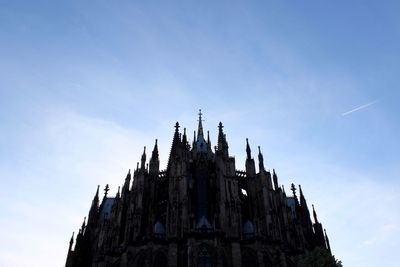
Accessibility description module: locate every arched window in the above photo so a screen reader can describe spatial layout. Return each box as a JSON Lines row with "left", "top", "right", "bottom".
{"left": 153, "top": 221, "right": 166, "bottom": 238}
{"left": 241, "top": 248, "right": 258, "bottom": 267}
{"left": 198, "top": 245, "right": 212, "bottom": 267}
{"left": 243, "top": 220, "right": 255, "bottom": 239}
{"left": 153, "top": 252, "right": 167, "bottom": 267}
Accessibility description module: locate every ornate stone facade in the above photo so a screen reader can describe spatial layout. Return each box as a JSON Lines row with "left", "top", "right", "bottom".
{"left": 65, "top": 112, "right": 332, "bottom": 267}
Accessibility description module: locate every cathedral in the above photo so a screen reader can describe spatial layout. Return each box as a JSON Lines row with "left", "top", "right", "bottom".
{"left": 65, "top": 111, "right": 333, "bottom": 267}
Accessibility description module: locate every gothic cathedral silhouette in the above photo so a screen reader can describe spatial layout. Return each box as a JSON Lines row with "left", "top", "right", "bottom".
{"left": 65, "top": 111, "right": 333, "bottom": 267}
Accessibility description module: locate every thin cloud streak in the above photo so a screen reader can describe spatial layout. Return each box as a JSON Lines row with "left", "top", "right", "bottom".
{"left": 341, "top": 99, "right": 379, "bottom": 116}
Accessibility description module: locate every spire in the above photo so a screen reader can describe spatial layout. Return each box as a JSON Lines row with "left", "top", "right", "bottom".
{"left": 140, "top": 146, "right": 146, "bottom": 170}
{"left": 173, "top": 122, "right": 180, "bottom": 143}
{"left": 152, "top": 139, "right": 159, "bottom": 159}
{"left": 171, "top": 122, "right": 180, "bottom": 146}
{"left": 218, "top": 122, "right": 224, "bottom": 147}
{"left": 94, "top": 185, "right": 100, "bottom": 199}
{"left": 68, "top": 232, "right": 74, "bottom": 251}
{"left": 196, "top": 110, "right": 207, "bottom": 153}
{"left": 312, "top": 204, "right": 319, "bottom": 223}
{"left": 149, "top": 139, "right": 160, "bottom": 174}
{"left": 273, "top": 169, "right": 279, "bottom": 190}
{"left": 245, "top": 138, "right": 256, "bottom": 176}
{"left": 103, "top": 184, "right": 110, "bottom": 198}
{"left": 91, "top": 185, "right": 100, "bottom": 209}
{"left": 246, "top": 138, "right": 251, "bottom": 160}
{"left": 291, "top": 183, "right": 300, "bottom": 207}
{"left": 197, "top": 109, "right": 204, "bottom": 138}
{"left": 217, "top": 122, "right": 229, "bottom": 157}
{"left": 81, "top": 217, "right": 86, "bottom": 233}
{"left": 88, "top": 186, "right": 100, "bottom": 225}
{"left": 290, "top": 183, "right": 297, "bottom": 197}
{"left": 207, "top": 130, "right": 211, "bottom": 150}
{"left": 116, "top": 186, "right": 120, "bottom": 199}
{"left": 192, "top": 130, "right": 197, "bottom": 150}
{"left": 324, "top": 229, "right": 332, "bottom": 254}
{"left": 95, "top": 185, "right": 100, "bottom": 199}
{"left": 123, "top": 169, "right": 131, "bottom": 191}
{"left": 299, "top": 184, "right": 307, "bottom": 207}
{"left": 258, "top": 146, "right": 265, "bottom": 171}
{"left": 167, "top": 122, "right": 181, "bottom": 169}
{"left": 182, "top": 128, "right": 187, "bottom": 146}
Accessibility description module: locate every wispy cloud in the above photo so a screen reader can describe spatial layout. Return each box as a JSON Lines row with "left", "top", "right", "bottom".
{"left": 341, "top": 99, "right": 379, "bottom": 116}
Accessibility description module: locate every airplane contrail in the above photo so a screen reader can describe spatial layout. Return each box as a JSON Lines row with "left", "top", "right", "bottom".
{"left": 341, "top": 99, "right": 379, "bottom": 116}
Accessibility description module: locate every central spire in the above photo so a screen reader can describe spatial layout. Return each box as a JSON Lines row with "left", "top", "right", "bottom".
{"left": 196, "top": 109, "right": 207, "bottom": 153}
{"left": 197, "top": 109, "right": 204, "bottom": 138}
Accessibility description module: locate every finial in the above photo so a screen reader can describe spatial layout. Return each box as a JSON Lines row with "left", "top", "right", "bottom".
{"left": 258, "top": 146, "right": 264, "bottom": 170}
{"left": 82, "top": 216, "right": 86, "bottom": 229}
{"left": 218, "top": 122, "right": 223, "bottom": 130}
{"left": 324, "top": 228, "right": 328, "bottom": 237}
{"left": 68, "top": 231, "right": 75, "bottom": 250}
{"left": 95, "top": 185, "right": 100, "bottom": 198}
{"left": 175, "top": 122, "right": 180, "bottom": 131}
{"left": 246, "top": 138, "right": 251, "bottom": 159}
{"left": 152, "top": 139, "right": 159, "bottom": 156}
{"left": 116, "top": 186, "right": 120, "bottom": 198}
{"left": 198, "top": 109, "right": 203, "bottom": 121}
{"left": 143, "top": 146, "right": 146, "bottom": 153}
{"left": 125, "top": 169, "right": 131, "bottom": 180}
{"left": 299, "top": 184, "right": 304, "bottom": 197}
{"left": 291, "top": 183, "right": 297, "bottom": 196}
{"left": 104, "top": 184, "right": 110, "bottom": 198}
{"left": 312, "top": 204, "right": 318, "bottom": 223}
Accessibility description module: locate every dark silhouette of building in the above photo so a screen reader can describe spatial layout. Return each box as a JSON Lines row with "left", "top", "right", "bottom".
{"left": 65, "top": 111, "right": 332, "bottom": 267}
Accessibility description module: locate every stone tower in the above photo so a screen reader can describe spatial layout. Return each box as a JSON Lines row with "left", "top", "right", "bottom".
{"left": 65, "top": 111, "right": 333, "bottom": 267}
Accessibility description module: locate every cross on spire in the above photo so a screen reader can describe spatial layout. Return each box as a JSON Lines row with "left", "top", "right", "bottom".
{"left": 198, "top": 109, "right": 204, "bottom": 122}
{"left": 290, "top": 183, "right": 297, "bottom": 196}
{"left": 174, "top": 122, "right": 180, "bottom": 131}
{"left": 197, "top": 109, "right": 205, "bottom": 139}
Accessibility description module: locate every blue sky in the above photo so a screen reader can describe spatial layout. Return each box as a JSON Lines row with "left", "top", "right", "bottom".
{"left": 0, "top": 1, "right": 399, "bottom": 266}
